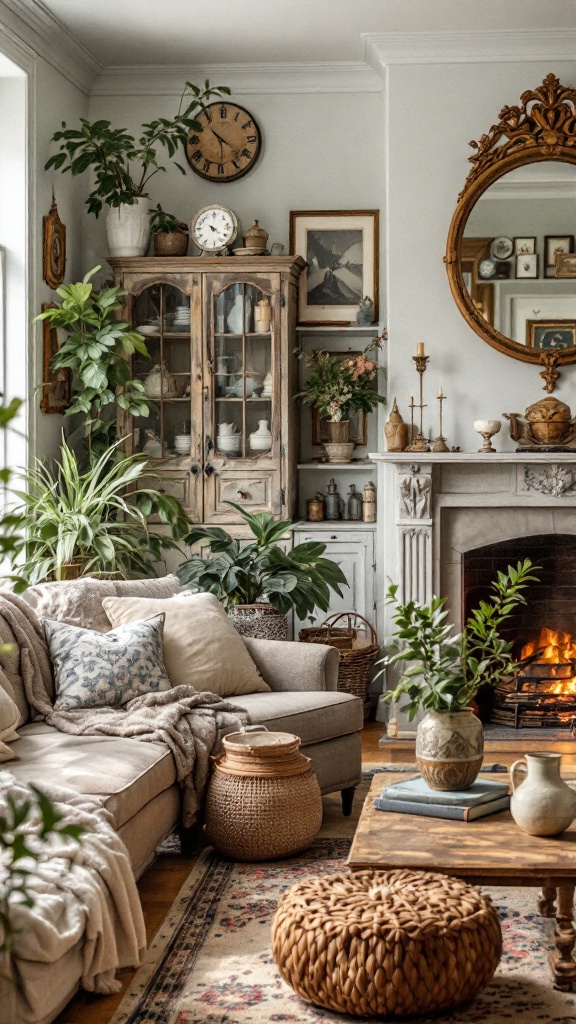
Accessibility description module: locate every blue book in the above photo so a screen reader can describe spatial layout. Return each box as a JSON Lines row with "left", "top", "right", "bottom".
{"left": 381, "top": 775, "right": 509, "bottom": 807}
{"left": 373, "top": 794, "right": 510, "bottom": 821}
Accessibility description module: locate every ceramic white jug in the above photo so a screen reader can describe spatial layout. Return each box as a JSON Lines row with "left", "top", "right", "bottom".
{"left": 227, "top": 294, "right": 244, "bottom": 334}
{"left": 249, "top": 419, "right": 272, "bottom": 451}
{"left": 510, "top": 752, "right": 576, "bottom": 836}
{"left": 218, "top": 422, "right": 237, "bottom": 436}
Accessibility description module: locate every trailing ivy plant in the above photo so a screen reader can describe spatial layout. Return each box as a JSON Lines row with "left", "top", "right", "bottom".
{"left": 45, "top": 80, "right": 230, "bottom": 216}
{"left": 34, "top": 266, "right": 152, "bottom": 455}
{"left": 379, "top": 559, "right": 539, "bottom": 721}
{"left": 177, "top": 502, "right": 348, "bottom": 622}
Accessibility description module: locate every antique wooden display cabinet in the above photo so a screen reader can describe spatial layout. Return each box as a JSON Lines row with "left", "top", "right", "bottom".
{"left": 109, "top": 256, "right": 305, "bottom": 526}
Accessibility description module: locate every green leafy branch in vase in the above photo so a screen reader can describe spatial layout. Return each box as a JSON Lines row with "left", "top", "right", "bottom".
{"left": 295, "top": 340, "right": 386, "bottom": 422}
{"left": 378, "top": 559, "right": 539, "bottom": 720}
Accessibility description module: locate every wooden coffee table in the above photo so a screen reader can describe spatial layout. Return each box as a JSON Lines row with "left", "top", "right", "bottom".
{"left": 348, "top": 772, "right": 576, "bottom": 990}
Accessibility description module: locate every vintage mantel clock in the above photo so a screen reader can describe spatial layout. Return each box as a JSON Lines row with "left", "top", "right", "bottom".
{"left": 190, "top": 205, "right": 239, "bottom": 255}
{"left": 185, "top": 101, "right": 261, "bottom": 182}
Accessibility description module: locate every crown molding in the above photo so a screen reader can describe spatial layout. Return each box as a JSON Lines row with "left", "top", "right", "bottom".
{"left": 478, "top": 179, "right": 576, "bottom": 200}
{"left": 92, "top": 61, "right": 383, "bottom": 97}
{"left": 364, "top": 30, "right": 576, "bottom": 70}
{"left": 0, "top": 0, "right": 101, "bottom": 93}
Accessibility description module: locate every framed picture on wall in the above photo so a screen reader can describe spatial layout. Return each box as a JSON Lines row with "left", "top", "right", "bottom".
{"left": 40, "top": 303, "right": 71, "bottom": 414}
{"left": 289, "top": 210, "right": 378, "bottom": 325}
{"left": 516, "top": 253, "right": 538, "bottom": 279}
{"left": 555, "top": 252, "right": 576, "bottom": 278}
{"left": 514, "top": 237, "right": 536, "bottom": 255}
{"left": 526, "top": 319, "right": 576, "bottom": 351}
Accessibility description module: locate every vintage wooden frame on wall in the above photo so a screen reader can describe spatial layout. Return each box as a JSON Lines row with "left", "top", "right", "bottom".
{"left": 290, "top": 210, "right": 378, "bottom": 326}
{"left": 42, "top": 193, "right": 66, "bottom": 291}
{"left": 445, "top": 74, "right": 576, "bottom": 365}
{"left": 40, "top": 303, "right": 71, "bottom": 414}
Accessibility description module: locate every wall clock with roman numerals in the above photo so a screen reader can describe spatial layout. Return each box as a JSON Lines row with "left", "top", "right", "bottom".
{"left": 185, "top": 101, "right": 261, "bottom": 183}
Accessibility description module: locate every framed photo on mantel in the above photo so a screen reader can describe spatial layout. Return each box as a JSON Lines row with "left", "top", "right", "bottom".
{"left": 290, "top": 210, "right": 379, "bottom": 326}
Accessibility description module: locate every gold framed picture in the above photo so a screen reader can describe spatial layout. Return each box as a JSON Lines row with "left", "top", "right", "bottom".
{"left": 526, "top": 319, "right": 576, "bottom": 352}
{"left": 42, "top": 193, "right": 66, "bottom": 291}
{"left": 289, "top": 210, "right": 379, "bottom": 325}
{"left": 40, "top": 303, "right": 71, "bottom": 414}
{"left": 555, "top": 252, "right": 576, "bottom": 278}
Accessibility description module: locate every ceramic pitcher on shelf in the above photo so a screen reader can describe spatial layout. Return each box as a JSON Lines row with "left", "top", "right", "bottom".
{"left": 509, "top": 752, "right": 576, "bottom": 836}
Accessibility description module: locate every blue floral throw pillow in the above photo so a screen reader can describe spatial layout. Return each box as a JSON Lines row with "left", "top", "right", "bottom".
{"left": 44, "top": 613, "right": 171, "bottom": 711}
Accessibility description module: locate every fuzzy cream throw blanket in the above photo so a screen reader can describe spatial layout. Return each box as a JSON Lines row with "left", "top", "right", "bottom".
{"left": 0, "top": 772, "right": 146, "bottom": 1022}
{"left": 0, "top": 593, "right": 249, "bottom": 827}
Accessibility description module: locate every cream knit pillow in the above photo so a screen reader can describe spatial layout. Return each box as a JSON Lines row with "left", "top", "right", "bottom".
{"left": 102, "top": 592, "right": 269, "bottom": 698}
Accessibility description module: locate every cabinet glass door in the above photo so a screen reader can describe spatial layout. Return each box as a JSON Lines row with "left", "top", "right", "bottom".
{"left": 131, "top": 283, "right": 193, "bottom": 460}
{"left": 211, "top": 281, "right": 274, "bottom": 459}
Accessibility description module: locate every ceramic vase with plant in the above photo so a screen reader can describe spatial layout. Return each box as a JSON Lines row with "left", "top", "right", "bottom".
{"left": 177, "top": 501, "right": 348, "bottom": 638}
{"left": 379, "top": 559, "right": 538, "bottom": 791}
{"left": 45, "top": 80, "right": 229, "bottom": 257}
{"left": 296, "top": 341, "right": 385, "bottom": 463}
{"left": 149, "top": 204, "right": 189, "bottom": 256}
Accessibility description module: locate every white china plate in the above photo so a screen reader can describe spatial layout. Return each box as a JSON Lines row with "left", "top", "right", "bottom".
{"left": 491, "top": 236, "right": 513, "bottom": 260}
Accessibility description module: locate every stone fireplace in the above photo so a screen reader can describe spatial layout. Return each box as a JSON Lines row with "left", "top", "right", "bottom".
{"left": 371, "top": 452, "right": 576, "bottom": 738}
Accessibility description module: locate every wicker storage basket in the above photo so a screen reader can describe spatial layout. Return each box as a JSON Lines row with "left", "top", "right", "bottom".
{"left": 228, "top": 603, "right": 288, "bottom": 641}
{"left": 299, "top": 612, "right": 379, "bottom": 720}
{"left": 272, "top": 868, "right": 502, "bottom": 1018}
{"left": 205, "top": 731, "right": 322, "bottom": 861}
{"left": 298, "top": 624, "right": 356, "bottom": 650}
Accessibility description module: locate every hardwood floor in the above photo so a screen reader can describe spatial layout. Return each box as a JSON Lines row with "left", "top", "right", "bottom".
{"left": 54, "top": 720, "right": 576, "bottom": 1022}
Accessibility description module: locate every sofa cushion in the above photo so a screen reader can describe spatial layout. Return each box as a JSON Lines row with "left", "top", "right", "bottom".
{"left": 232, "top": 690, "right": 364, "bottom": 746}
{"left": 0, "top": 684, "right": 20, "bottom": 761}
{"left": 22, "top": 574, "right": 181, "bottom": 633}
{"left": 102, "top": 592, "right": 269, "bottom": 698}
{"left": 44, "top": 614, "right": 172, "bottom": 710}
{"left": 8, "top": 722, "right": 176, "bottom": 829}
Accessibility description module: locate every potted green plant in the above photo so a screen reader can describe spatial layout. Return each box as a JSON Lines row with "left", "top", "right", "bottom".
{"left": 45, "top": 80, "right": 229, "bottom": 256}
{"left": 177, "top": 502, "right": 348, "bottom": 639}
{"left": 379, "top": 559, "right": 538, "bottom": 791}
{"left": 296, "top": 341, "right": 386, "bottom": 462}
{"left": 34, "top": 265, "right": 152, "bottom": 457}
{"left": 149, "top": 204, "right": 189, "bottom": 256}
{"left": 7, "top": 438, "right": 189, "bottom": 584}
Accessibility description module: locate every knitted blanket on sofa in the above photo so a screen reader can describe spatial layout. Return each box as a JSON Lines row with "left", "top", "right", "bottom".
{"left": 0, "top": 593, "right": 248, "bottom": 828}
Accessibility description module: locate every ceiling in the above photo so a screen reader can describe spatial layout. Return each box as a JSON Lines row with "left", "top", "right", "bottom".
{"left": 37, "top": 0, "right": 576, "bottom": 68}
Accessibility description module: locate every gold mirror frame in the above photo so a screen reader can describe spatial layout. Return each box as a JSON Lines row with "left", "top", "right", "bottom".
{"left": 446, "top": 74, "right": 576, "bottom": 365}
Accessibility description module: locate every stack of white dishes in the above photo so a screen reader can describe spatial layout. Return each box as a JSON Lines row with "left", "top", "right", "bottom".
{"left": 174, "top": 305, "right": 191, "bottom": 331}
{"left": 174, "top": 434, "right": 192, "bottom": 455}
{"left": 217, "top": 423, "right": 242, "bottom": 455}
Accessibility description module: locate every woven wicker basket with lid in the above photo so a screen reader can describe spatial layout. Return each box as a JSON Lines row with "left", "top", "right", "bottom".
{"left": 205, "top": 730, "right": 322, "bottom": 861}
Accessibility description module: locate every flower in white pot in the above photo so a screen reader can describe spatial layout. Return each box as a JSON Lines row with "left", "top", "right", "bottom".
{"left": 379, "top": 559, "right": 538, "bottom": 791}
{"left": 44, "top": 80, "right": 229, "bottom": 257}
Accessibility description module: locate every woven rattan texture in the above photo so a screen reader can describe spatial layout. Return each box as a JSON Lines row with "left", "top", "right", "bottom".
{"left": 300, "top": 613, "right": 379, "bottom": 719}
{"left": 272, "top": 868, "right": 502, "bottom": 1017}
{"left": 205, "top": 768, "right": 323, "bottom": 861}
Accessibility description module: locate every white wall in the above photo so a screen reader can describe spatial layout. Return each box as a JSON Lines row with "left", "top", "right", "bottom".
{"left": 84, "top": 88, "right": 385, "bottom": 276}
{"left": 386, "top": 60, "right": 576, "bottom": 454}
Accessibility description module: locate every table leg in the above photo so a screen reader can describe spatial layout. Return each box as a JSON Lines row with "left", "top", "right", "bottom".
{"left": 550, "top": 885, "right": 576, "bottom": 990}
{"left": 539, "top": 885, "right": 557, "bottom": 918}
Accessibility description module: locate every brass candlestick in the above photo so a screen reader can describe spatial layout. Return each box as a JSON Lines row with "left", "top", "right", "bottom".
{"left": 407, "top": 354, "right": 430, "bottom": 452}
{"left": 432, "top": 388, "right": 450, "bottom": 452}
{"left": 408, "top": 394, "right": 415, "bottom": 447}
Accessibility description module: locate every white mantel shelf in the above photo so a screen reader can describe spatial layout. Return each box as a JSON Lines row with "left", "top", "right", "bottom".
{"left": 369, "top": 451, "right": 576, "bottom": 464}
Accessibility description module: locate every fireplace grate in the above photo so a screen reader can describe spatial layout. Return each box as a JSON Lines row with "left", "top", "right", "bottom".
{"left": 493, "top": 663, "right": 576, "bottom": 729}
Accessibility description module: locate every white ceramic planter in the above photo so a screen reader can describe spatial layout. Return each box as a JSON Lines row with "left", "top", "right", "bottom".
{"left": 416, "top": 708, "right": 484, "bottom": 791}
{"left": 510, "top": 752, "right": 576, "bottom": 836}
{"left": 106, "top": 197, "right": 150, "bottom": 257}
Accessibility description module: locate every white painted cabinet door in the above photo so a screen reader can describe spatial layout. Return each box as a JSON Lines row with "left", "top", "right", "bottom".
{"left": 292, "top": 530, "right": 375, "bottom": 636}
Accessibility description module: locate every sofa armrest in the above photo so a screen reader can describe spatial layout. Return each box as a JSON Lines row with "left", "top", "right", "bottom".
{"left": 242, "top": 637, "right": 339, "bottom": 692}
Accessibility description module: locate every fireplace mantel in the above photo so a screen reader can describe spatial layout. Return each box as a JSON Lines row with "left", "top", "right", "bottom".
{"left": 370, "top": 452, "right": 576, "bottom": 464}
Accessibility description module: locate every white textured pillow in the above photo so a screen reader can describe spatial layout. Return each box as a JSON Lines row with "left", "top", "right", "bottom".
{"left": 23, "top": 575, "right": 181, "bottom": 633}
{"left": 0, "top": 685, "right": 21, "bottom": 762}
{"left": 102, "top": 592, "right": 269, "bottom": 697}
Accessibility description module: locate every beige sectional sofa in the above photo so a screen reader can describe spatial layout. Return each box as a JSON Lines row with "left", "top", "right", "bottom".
{"left": 2, "top": 577, "right": 363, "bottom": 1023}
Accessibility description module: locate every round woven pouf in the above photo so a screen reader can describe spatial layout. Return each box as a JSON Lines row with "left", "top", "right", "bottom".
{"left": 272, "top": 868, "right": 502, "bottom": 1018}
{"left": 205, "top": 731, "right": 323, "bottom": 861}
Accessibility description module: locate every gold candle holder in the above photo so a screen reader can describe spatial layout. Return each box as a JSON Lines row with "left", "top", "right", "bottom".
{"left": 432, "top": 387, "right": 450, "bottom": 452}
{"left": 407, "top": 353, "right": 430, "bottom": 452}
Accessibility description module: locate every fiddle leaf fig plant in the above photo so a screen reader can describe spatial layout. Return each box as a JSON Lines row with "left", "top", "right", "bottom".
{"left": 379, "top": 559, "right": 539, "bottom": 721}
{"left": 177, "top": 502, "right": 348, "bottom": 622}
{"left": 45, "top": 80, "right": 230, "bottom": 216}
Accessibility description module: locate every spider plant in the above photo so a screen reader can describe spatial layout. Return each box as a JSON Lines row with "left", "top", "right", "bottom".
{"left": 7, "top": 438, "right": 189, "bottom": 584}
{"left": 177, "top": 502, "right": 348, "bottom": 622}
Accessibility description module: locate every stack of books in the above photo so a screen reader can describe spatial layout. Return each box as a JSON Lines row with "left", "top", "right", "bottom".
{"left": 373, "top": 775, "right": 510, "bottom": 821}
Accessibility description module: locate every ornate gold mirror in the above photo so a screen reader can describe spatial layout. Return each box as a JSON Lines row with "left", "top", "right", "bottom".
{"left": 446, "top": 75, "right": 576, "bottom": 379}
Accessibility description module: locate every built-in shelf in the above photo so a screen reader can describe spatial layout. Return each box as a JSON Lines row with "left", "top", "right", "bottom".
{"left": 298, "top": 460, "right": 374, "bottom": 469}
{"left": 296, "top": 325, "right": 381, "bottom": 335}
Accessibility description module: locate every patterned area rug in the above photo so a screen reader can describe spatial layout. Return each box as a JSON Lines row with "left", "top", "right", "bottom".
{"left": 110, "top": 768, "right": 576, "bottom": 1024}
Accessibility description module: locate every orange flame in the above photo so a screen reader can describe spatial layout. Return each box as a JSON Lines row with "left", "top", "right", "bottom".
{"left": 521, "top": 627, "right": 576, "bottom": 695}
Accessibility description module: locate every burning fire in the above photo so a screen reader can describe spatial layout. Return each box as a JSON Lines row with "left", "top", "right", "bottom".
{"left": 521, "top": 627, "right": 576, "bottom": 694}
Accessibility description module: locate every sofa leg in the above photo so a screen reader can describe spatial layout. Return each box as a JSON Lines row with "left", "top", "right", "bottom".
{"left": 178, "top": 825, "right": 198, "bottom": 858}
{"left": 341, "top": 786, "right": 356, "bottom": 817}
